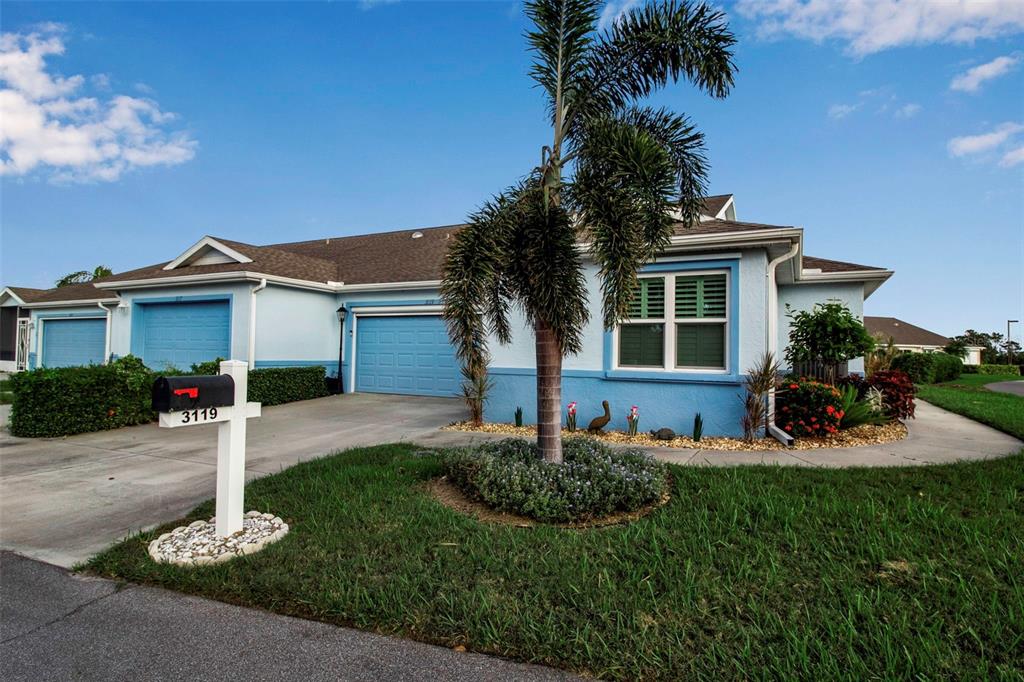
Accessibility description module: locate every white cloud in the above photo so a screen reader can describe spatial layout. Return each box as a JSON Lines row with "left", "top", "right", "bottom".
{"left": 828, "top": 103, "right": 859, "bottom": 119}
{"left": 0, "top": 25, "right": 196, "bottom": 183}
{"left": 950, "top": 55, "right": 1020, "bottom": 92}
{"left": 736, "top": 0, "right": 1024, "bottom": 57}
{"left": 598, "top": 0, "right": 641, "bottom": 31}
{"left": 947, "top": 122, "right": 1023, "bottom": 157}
{"left": 894, "top": 103, "right": 921, "bottom": 119}
{"left": 359, "top": 0, "right": 399, "bottom": 9}
{"left": 1000, "top": 145, "right": 1024, "bottom": 168}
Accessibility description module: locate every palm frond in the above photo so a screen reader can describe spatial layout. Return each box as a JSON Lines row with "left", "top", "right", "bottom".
{"left": 618, "top": 106, "right": 708, "bottom": 225}
{"left": 571, "top": 0, "right": 735, "bottom": 132}
{"left": 570, "top": 115, "right": 677, "bottom": 327}
{"left": 505, "top": 181, "right": 591, "bottom": 355}
{"left": 440, "top": 189, "right": 519, "bottom": 374}
{"left": 525, "top": 0, "right": 601, "bottom": 125}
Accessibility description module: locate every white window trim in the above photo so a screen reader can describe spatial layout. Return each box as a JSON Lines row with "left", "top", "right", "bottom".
{"left": 613, "top": 269, "right": 730, "bottom": 374}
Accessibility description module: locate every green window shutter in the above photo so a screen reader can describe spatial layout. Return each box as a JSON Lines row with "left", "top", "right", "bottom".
{"left": 676, "top": 323, "right": 725, "bottom": 368}
{"left": 627, "top": 279, "right": 665, "bottom": 319}
{"left": 619, "top": 324, "right": 664, "bottom": 367}
{"left": 675, "top": 274, "right": 727, "bottom": 319}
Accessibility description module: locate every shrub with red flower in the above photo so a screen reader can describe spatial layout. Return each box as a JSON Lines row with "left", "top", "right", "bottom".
{"left": 866, "top": 370, "right": 916, "bottom": 419}
{"left": 776, "top": 378, "right": 843, "bottom": 438}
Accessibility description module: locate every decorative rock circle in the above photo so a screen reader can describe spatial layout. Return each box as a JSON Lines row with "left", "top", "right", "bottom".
{"left": 148, "top": 511, "right": 289, "bottom": 566}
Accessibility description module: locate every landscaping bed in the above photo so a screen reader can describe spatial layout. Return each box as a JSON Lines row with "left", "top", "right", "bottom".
{"left": 87, "top": 443, "right": 1024, "bottom": 680}
{"left": 442, "top": 420, "right": 907, "bottom": 450}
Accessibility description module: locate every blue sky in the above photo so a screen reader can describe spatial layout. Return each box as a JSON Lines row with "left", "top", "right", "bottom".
{"left": 1, "top": 1, "right": 1022, "bottom": 341}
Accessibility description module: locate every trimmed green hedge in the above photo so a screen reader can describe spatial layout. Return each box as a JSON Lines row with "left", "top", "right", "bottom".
{"left": 10, "top": 359, "right": 330, "bottom": 438}
{"left": 191, "top": 359, "right": 330, "bottom": 405}
{"left": 978, "top": 364, "right": 1021, "bottom": 376}
{"left": 248, "top": 365, "right": 329, "bottom": 406}
{"left": 890, "top": 352, "right": 962, "bottom": 384}
{"left": 9, "top": 355, "right": 156, "bottom": 438}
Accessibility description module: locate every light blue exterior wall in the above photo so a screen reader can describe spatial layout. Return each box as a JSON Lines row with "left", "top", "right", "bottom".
{"left": 254, "top": 285, "right": 339, "bottom": 375}
{"left": 777, "top": 281, "right": 866, "bottom": 374}
{"left": 482, "top": 250, "right": 771, "bottom": 437}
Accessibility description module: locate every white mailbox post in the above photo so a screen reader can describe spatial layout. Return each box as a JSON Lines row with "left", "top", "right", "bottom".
{"left": 156, "top": 360, "right": 262, "bottom": 537}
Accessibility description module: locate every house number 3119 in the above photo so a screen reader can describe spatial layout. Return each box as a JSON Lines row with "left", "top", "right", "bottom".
{"left": 181, "top": 407, "right": 218, "bottom": 424}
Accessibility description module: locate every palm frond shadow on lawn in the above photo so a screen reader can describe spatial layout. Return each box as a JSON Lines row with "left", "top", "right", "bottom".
{"left": 86, "top": 444, "right": 1024, "bottom": 681}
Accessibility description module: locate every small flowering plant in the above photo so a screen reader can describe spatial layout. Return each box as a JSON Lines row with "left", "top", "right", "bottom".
{"left": 777, "top": 378, "right": 843, "bottom": 438}
{"left": 566, "top": 401, "right": 577, "bottom": 432}
{"left": 626, "top": 405, "right": 640, "bottom": 436}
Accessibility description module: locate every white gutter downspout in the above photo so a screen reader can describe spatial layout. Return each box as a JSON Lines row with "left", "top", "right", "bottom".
{"left": 97, "top": 302, "right": 114, "bottom": 365}
{"left": 766, "top": 242, "right": 800, "bottom": 446}
{"left": 248, "top": 279, "right": 268, "bottom": 367}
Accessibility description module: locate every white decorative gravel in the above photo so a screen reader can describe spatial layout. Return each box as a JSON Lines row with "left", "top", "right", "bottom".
{"left": 148, "top": 511, "right": 289, "bottom": 566}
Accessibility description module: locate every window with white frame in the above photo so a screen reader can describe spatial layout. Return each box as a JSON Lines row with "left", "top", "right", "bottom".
{"left": 616, "top": 271, "right": 728, "bottom": 371}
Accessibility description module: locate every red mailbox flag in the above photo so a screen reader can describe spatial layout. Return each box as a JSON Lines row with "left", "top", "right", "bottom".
{"left": 173, "top": 387, "right": 199, "bottom": 399}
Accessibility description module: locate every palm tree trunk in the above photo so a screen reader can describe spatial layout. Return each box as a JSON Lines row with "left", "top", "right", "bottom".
{"left": 535, "top": 318, "right": 563, "bottom": 463}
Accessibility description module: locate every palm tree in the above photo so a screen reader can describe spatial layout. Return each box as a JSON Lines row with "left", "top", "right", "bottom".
{"left": 441, "top": 0, "right": 736, "bottom": 462}
{"left": 55, "top": 265, "right": 113, "bottom": 288}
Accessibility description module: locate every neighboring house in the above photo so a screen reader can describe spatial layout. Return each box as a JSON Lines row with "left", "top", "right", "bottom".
{"left": 0, "top": 287, "right": 47, "bottom": 373}
{"left": 1, "top": 194, "right": 892, "bottom": 436}
{"left": 864, "top": 316, "right": 983, "bottom": 366}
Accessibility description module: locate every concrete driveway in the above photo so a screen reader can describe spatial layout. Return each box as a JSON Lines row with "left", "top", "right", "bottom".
{"left": 987, "top": 379, "right": 1024, "bottom": 397}
{"left": 0, "top": 393, "right": 463, "bottom": 567}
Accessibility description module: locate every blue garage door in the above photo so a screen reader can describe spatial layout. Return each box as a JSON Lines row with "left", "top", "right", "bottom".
{"left": 42, "top": 318, "right": 106, "bottom": 368}
{"left": 141, "top": 301, "right": 230, "bottom": 370}
{"left": 356, "top": 315, "right": 459, "bottom": 397}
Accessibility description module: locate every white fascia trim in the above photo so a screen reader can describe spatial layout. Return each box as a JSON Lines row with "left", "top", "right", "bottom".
{"left": 0, "top": 287, "right": 27, "bottom": 305}
{"left": 23, "top": 297, "right": 120, "bottom": 309}
{"left": 352, "top": 304, "right": 444, "bottom": 315}
{"left": 163, "top": 236, "right": 254, "bottom": 271}
{"left": 667, "top": 228, "right": 803, "bottom": 248}
{"left": 336, "top": 280, "right": 441, "bottom": 293}
{"left": 796, "top": 270, "right": 894, "bottom": 284}
{"left": 94, "top": 271, "right": 336, "bottom": 293}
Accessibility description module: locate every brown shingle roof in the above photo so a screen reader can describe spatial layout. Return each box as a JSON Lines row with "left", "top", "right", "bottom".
{"left": 270, "top": 224, "right": 462, "bottom": 285}
{"left": 99, "top": 238, "right": 340, "bottom": 286}
{"left": 864, "top": 316, "right": 949, "bottom": 347}
{"left": 5, "top": 286, "right": 48, "bottom": 303}
{"left": 28, "top": 282, "right": 116, "bottom": 303}
{"left": 803, "top": 255, "right": 888, "bottom": 273}
{"left": 19, "top": 214, "right": 889, "bottom": 302}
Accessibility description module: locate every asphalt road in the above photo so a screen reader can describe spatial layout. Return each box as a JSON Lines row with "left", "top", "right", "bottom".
{"left": 0, "top": 551, "right": 577, "bottom": 682}
{"left": 986, "top": 380, "right": 1024, "bottom": 397}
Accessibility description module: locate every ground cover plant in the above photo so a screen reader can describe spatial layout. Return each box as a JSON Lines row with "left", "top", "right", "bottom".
{"left": 88, "top": 444, "right": 1024, "bottom": 681}
{"left": 442, "top": 438, "right": 666, "bottom": 523}
{"left": 918, "top": 375, "right": 1024, "bottom": 440}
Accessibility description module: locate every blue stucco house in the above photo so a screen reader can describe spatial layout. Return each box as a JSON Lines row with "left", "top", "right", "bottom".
{"left": 0, "top": 194, "right": 892, "bottom": 436}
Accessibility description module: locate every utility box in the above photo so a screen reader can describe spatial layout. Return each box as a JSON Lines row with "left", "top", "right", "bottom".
{"left": 152, "top": 375, "right": 236, "bottom": 413}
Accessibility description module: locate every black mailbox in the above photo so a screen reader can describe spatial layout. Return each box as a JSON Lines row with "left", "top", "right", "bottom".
{"left": 152, "top": 375, "right": 235, "bottom": 413}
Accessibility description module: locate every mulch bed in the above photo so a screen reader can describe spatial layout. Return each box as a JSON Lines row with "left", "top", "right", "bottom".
{"left": 442, "top": 421, "right": 908, "bottom": 451}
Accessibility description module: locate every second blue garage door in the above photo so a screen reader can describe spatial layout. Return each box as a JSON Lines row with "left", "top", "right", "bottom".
{"left": 355, "top": 315, "right": 459, "bottom": 397}
{"left": 139, "top": 300, "right": 230, "bottom": 370}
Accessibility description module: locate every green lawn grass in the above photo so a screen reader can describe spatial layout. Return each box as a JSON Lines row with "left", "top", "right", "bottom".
{"left": 918, "top": 374, "right": 1024, "bottom": 440}
{"left": 86, "top": 444, "right": 1024, "bottom": 681}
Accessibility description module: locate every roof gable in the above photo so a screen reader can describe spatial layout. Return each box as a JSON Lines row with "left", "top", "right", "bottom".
{"left": 164, "top": 236, "right": 254, "bottom": 270}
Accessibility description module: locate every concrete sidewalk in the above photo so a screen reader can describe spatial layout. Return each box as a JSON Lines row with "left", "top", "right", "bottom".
{"left": 1, "top": 393, "right": 463, "bottom": 567}
{"left": 0, "top": 551, "right": 575, "bottom": 682}
{"left": 418, "top": 400, "right": 1022, "bottom": 468}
